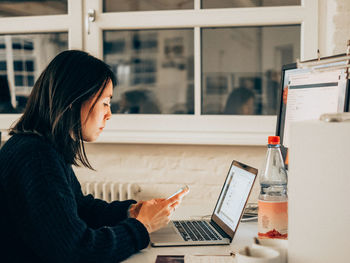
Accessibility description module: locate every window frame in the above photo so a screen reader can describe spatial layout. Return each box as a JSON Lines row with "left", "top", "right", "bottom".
{"left": 0, "top": 0, "right": 318, "bottom": 145}
{"left": 85, "top": 0, "right": 317, "bottom": 145}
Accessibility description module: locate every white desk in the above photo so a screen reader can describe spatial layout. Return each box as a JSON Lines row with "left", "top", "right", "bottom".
{"left": 124, "top": 205, "right": 258, "bottom": 263}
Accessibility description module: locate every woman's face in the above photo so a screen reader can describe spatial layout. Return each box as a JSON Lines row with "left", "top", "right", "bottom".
{"left": 80, "top": 80, "right": 113, "bottom": 142}
{"left": 241, "top": 97, "right": 255, "bottom": 115}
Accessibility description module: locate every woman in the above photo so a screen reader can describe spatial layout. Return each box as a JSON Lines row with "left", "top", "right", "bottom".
{"left": 0, "top": 50, "right": 185, "bottom": 262}
{"left": 223, "top": 86, "right": 255, "bottom": 115}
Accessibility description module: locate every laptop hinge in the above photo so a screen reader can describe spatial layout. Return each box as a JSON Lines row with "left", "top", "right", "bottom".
{"left": 209, "top": 220, "right": 231, "bottom": 240}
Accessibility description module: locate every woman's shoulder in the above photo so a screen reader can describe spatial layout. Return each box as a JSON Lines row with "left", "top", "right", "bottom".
{"left": 3, "top": 132, "right": 50, "bottom": 149}
{"left": 1, "top": 133, "right": 61, "bottom": 162}
{"left": 0, "top": 133, "right": 71, "bottom": 181}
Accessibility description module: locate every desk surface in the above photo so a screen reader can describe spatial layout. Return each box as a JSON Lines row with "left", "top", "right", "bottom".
{"left": 124, "top": 205, "right": 258, "bottom": 263}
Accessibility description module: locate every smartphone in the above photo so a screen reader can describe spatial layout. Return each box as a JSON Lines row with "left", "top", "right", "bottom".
{"left": 167, "top": 185, "right": 189, "bottom": 200}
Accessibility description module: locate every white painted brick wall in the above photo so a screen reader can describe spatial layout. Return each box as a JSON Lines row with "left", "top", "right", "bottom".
{"left": 333, "top": 0, "right": 350, "bottom": 54}
{"left": 74, "top": 144, "right": 266, "bottom": 208}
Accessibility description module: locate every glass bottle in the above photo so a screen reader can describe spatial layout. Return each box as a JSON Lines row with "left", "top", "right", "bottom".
{"left": 258, "top": 136, "right": 288, "bottom": 239}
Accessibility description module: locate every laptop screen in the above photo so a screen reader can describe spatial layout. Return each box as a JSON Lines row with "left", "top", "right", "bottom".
{"left": 211, "top": 160, "right": 257, "bottom": 239}
{"left": 276, "top": 59, "right": 350, "bottom": 167}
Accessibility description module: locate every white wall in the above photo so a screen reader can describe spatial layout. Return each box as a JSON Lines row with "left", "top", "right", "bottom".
{"left": 318, "top": 0, "right": 350, "bottom": 56}
{"left": 74, "top": 143, "right": 266, "bottom": 207}
{"left": 332, "top": 0, "right": 350, "bottom": 54}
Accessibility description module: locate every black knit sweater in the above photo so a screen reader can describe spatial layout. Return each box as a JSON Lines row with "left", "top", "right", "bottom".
{"left": 0, "top": 133, "right": 150, "bottom": 262}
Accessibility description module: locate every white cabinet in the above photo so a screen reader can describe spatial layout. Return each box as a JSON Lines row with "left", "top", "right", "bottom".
{"left": 288, "top": 120, "right": 350, "bottom": 263}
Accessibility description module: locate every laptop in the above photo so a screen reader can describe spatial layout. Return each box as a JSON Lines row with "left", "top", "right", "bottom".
{"left": 150, "top": 160, "right": 257, "bottom": 247}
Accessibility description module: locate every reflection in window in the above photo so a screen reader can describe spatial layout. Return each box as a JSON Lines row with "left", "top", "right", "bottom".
{"left": 202, "top": 25, "right": 300, "bottom": 115}
{"left": 118, "top": 90, "right": 161, "bottom": 114}
{"left": 103, "top": 29, "right": 194, "bottom": 114}
{"left": 103, "top": 0, "right": 193, "bottom": 12}
{"left": 202, "top": 0, "right": 300, "bottom": 9}
{"left": 0, "top": 33, "right": 68, "bottom": 113}
{"left": 0, "top": 0, "right": 67, "bottom": 17}
{"left": 0, "top": 76, "right": 15, "bottom": 113}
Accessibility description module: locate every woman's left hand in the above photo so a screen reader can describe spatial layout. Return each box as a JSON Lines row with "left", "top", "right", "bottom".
{"left": 129, "top": 199, "right": 165, "bottom": 218}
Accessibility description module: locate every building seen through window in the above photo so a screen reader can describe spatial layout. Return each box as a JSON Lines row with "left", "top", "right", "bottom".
{"left": 0, "top": 33, "right": 68, "bottom": 113}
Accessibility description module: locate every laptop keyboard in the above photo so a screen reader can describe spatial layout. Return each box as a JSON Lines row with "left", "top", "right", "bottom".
{"left": 173, "top": 220, "right": 222, "bottom": 242}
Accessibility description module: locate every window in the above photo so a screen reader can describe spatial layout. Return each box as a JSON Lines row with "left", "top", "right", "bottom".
{"left": 0, "top": 33, "right": 68, "bottom": 113}
{"left": 202, "top": 25, "right": 300, "bottom": 115}
{"left": 0, "top": 0, "right": 318, "bottom": 145}
{"left": 85, "top": 0, "right": 317, "bottom": 144}
{"left": 103, "top": 29, "right": 194, "bottom": 114}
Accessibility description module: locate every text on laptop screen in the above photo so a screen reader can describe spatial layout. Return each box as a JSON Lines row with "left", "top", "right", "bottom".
{"left": 277, "top": 61, "right": 349, "bottom": 150}
{"left": 214, "top": 165, "right": 255, "bottom": 231}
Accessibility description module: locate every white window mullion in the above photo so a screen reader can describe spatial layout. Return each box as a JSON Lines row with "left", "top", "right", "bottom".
{"left": 68, "top": 0, "right": 84, "bottom": 50}
{"left": 98, "top": 7, "right": 308, "bottom": 29}
{"left": 85, "top": 0, "right": 103, "bottom": 59}
{"left": 301, "top": 0, "right": 318, "bottom": 60}
{"left": 194, "top": 27, "right": 201, "bottom": 115}
{"left": 0, "top": 15, "right": 69, "bottom": 33}
{"left": 194, "top": 0, "right": 201, "bottom": 10}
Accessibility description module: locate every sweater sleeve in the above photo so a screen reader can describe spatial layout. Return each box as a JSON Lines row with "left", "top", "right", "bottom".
{"left": 70, "top": 170, "right": 137, "bottom": 228}
{"left": 5, "top": 145, "right": 149, "bottom": 263}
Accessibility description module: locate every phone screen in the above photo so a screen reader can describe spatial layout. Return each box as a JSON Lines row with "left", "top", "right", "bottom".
{"left": 167, "top": 185, "right": 189, "bottom": 200}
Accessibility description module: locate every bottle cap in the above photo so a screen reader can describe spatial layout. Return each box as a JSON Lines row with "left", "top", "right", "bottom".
{"left": 268, "top": 136, "right": 280, "bottom": 145}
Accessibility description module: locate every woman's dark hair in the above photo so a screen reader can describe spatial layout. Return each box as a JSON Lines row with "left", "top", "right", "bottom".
{"left": 10, "top": 50, "right": 116, "bottom": 169}
{"left": 224, "top": 87, "right": 255, "bottom": 115}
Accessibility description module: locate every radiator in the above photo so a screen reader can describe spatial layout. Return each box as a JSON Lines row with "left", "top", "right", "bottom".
{"left": 81, "top": 181, "right": 141, "bottom": 202}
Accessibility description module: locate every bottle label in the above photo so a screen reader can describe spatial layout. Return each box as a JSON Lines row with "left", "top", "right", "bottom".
{"left": 258, "top": 200, "right": 288, "bottom": 239}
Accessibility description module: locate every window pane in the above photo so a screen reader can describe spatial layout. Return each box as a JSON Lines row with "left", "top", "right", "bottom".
{"left": 0, "top": 33, "right": 68, "bottom": 113}
{"left": 14, "top": 61, "right": 24, "bottom": 71}
{"left": 0, "top": 61, "right": 6, "bottom": 71}
{"left": 27, "top": 75, "right": 34, "bottom": 86}
{"left": 202, "top": 25, "right": 300, "bottom": 115}
{"left": 14, "top": 75, "right": 24, "bottom": 86}
{"left": 0, "top": 0, "right": 67, "bottom": 17}
{"left": 25, "top": 60, "right": 34, "bottom": 72}
{"left": 104, "top": 29, "right": 194, "bottom": 114}
{"left": 103, "top": 0, "right": 193, "bottom": 12}
{"left": 202, "top": 0, "right": 300, "bottom": 8}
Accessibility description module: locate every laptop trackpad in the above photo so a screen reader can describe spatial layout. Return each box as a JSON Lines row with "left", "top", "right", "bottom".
{"left": 150, "top": 223, "right": 183, "bottom": 243}
{"left": 155, "top": 224, "right": 177, "bottom": 235}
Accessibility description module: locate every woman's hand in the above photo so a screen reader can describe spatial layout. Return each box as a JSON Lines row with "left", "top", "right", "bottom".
{"left": 128, "top": 201, "right": 144, "bottom": 218}
{"left": 136, "top": 191, "right": 187, "bottom": 233}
